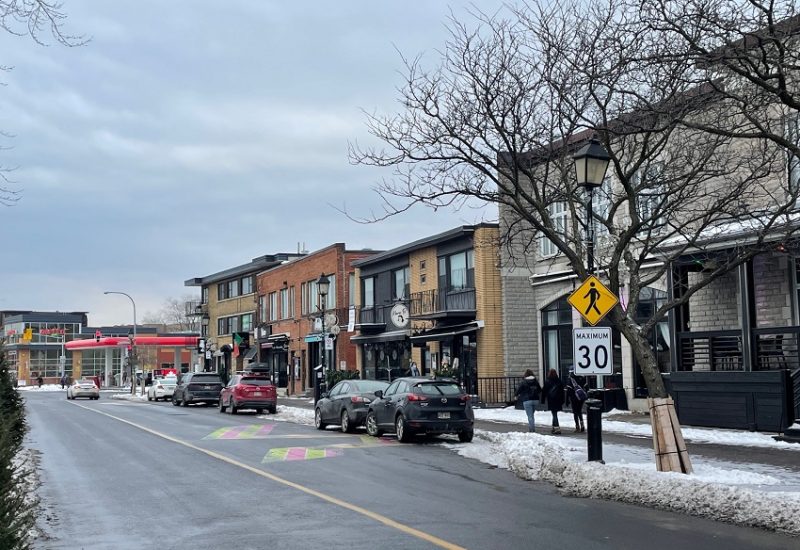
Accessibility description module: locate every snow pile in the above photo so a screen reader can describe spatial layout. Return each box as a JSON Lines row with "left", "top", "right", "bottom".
{"left": 15, "top": 384, "right": 64, "bottom": 392}
{"left": 262, "top": 405, "right": 314, "bottom": 425}
{"left": 109, "top": 392, "right": 148, "bottom": 402}
{"left": 449, "top": 431, "right": 800, "bottom": 535}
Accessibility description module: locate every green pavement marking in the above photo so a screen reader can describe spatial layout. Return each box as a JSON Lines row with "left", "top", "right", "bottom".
{"left": 263, "top": 447, "right": 343, "bottom": 462}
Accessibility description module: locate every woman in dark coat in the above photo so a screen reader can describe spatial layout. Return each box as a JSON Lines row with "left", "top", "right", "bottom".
{"left": 514, "top": 369, "right": 541, "bottom": 432}
{"left": 541, "top": 368, "right": 565, "bottom": 434}
{"left": 565, "top": 372, "right": 588, "bottom": 432}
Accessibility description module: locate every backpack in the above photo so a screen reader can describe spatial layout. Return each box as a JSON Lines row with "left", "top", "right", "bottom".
{"left": 573, "top": 381, "right": 587, "bottom": 401}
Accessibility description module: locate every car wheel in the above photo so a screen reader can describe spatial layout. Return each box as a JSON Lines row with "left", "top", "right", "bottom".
{"left": 182, "top": 396, "right": 190, "bottom": 407}
{"left": 229, "top": 398, "right": 238, "bottom": 415}
{"left": 255, "top": 408, "right": 263, "bottom": 415}
{"left": 269, "top": 405, "right": 277, "bottom": 415}
{"left": 396, "top": 415, "right": 413, "bottom": 443}
{"left": 172, "top": 395, "right": 180, "bottom": 406}
{"left": 147, "top": 394, "right": 152, "bottom": 402}
{"left": 340, "top": 410, "right": 353, "bottom": 433}
{"left": 314, "top": 408, "right": 326, "bottom": 430}
{"left": 365, "top": 411, "right": 382, "bottom": 437}
{"left": 458, "top": 430, "right": 474, "bottom": 443}
{"left": 219, "top": 398, "right": 226, "bottom": 413}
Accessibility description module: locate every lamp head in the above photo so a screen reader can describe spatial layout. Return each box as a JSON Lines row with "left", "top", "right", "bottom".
{"left": 573, "top": 138, "right": 610, "bottom": 189}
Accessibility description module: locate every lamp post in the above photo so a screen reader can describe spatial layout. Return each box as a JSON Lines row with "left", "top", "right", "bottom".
{"left": 315, "top": 273, "right": 330, "bottom": 404}
{"left": 104, "top": 291, "right": 137, "bottom": 395}
{"left": 573, "top": 138, "right": 611, "bottom": 463}
{"left": 573, "top": 138, "right": 611, "bottom": 275}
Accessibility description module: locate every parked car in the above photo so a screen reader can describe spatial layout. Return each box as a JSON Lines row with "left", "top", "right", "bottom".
{"left": 67, "top": 379, "right": 100, "bottom": 400}
{"left": 219, "top": 373, "right": 277, "bottom": 414}
{"left": 365, "top": 377, "right": 474, "bottom": 442}
{"left": 172, "top": 372, "right": 222, "bottom": 406}
{"left": 315, "top": 379, "right": 389, "bottom": 432}
{"left": 147, "top": 376, "right": 177, "bottom": 401}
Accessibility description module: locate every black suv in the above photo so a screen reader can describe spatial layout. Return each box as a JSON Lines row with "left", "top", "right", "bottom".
{"left": 172, "top": 373, "right": 223, "bottom": 407}
{"left": 365, "top": 377, "right": 474, "bottom": 442}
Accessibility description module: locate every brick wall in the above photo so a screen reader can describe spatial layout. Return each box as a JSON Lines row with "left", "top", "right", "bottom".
{"left": 474, "top": 227, "right": 504, "bottom": 377}
{"left": 753, "top": 254, "right": 793, "bottom": 327}
{"left": 501, "top": 271, "right": 539, "bottom": 376}
{"left": 687, "top": 270, "right": 740, "bottom": 331}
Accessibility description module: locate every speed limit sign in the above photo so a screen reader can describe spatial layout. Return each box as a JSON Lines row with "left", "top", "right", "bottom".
{"left": 573, "top": 327, "right": 613, "bottom": 375}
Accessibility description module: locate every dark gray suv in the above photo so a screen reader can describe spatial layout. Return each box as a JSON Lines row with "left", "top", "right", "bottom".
{"left": 172, "top": 372, "right": 223, "bottom": 407}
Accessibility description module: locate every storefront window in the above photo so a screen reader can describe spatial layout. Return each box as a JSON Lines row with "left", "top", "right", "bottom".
{"left": 541, "top": 296, "right": 573, "bottom": 381}
{"left": 362, "top": 341, "right": 410, "bottom": 381}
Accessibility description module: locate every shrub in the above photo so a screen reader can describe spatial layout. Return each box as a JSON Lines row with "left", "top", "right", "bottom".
{"left": 325, "top": 369, "right": 360, "bottom": 389}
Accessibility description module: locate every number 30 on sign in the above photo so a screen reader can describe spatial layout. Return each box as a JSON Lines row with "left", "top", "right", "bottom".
{"left": 573, "top": 327, "right": 613, "bottom": 375}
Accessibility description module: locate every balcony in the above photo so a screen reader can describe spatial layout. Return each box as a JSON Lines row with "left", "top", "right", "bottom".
{"left": 185, "top": 301, "right": 208, "bottom": 317}
{"left": 357, "top": 305, "right": 387, "bottom": 329}
{"left": 410, "top": 288, "right": 476, "bottom": 320}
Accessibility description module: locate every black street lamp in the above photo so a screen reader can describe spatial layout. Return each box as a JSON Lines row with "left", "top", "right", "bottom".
{"left": 315, "top": 273, "right": 330, "bottom": 404}
{"left": 573, "top": 138, "right": 611, "bottom": 275}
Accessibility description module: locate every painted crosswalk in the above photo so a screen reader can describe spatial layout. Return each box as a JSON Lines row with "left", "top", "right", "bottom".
{"left": 204, "top": 424, "right": 276, "bottom": 440}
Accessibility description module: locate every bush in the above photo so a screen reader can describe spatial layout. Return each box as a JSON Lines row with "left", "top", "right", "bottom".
{"left": 325, "top": 369, "right": 360, "bottom": 389}
{"left": 0, "top": 343, "right": 36, "bottom": 550}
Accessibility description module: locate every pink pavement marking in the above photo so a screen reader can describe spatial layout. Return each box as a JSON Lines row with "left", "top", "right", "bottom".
{"left": 219, "top": 426, "right": 249, "bottom": 439}
{"left": 286, "top": 447, "right": 308, "bottom": 460}
{"left": 253, "top": 424, "right": 275, "bottom": 438}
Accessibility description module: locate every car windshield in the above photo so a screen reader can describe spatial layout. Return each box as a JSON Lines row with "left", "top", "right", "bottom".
{"left": 240, "top": 377, "right": 271, "bottom": 386}
{"left": 415, "top": 383, "right": 461, "bottom": 396}
{"left": 77, "top": 380, "right": 95, "bottom": 385}
{"left": 158, "top": 380, "right": 176, "bottom": 386}
{"left": 352, "top": 381, "right": 389, "bottom": 392}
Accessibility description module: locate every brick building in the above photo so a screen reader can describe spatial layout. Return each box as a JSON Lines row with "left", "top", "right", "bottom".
{"left": 255, "top": 244, "right": 380, "bottom": 395}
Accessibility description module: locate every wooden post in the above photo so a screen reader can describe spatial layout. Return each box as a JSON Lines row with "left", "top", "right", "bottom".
{"left": 648, "top": 397, "right": 692, "bottom": 474}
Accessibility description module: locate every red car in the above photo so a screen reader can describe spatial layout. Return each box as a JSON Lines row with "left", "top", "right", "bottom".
{"left": 219, "top": 374, "right": 277, "bottom": 415}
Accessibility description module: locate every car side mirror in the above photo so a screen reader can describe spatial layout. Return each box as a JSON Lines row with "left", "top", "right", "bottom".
{"left": 374, "top": 390, "right": 383, "bottom": 399}
{"left": 321, "top": 392, "right": 329, "bottom": 399}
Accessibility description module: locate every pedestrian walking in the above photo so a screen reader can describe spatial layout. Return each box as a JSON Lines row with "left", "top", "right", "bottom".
{"left": 565, "top": 371, "right": 588, "bottom": 432}
{"left": 541, "top": 368, "right": 565, "bottom": 434}
{"left": 514, "top": 369, "right": 542, "bottom": 432}
{"left": 36, "top": 375, "right": 44, "bottom": 388}
{"left": 59, "top": 374, "right": 67, "bottom": 389}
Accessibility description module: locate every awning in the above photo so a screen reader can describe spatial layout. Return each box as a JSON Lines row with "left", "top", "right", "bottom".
{"left": 243, "top": 347, "right": 258, "bottom": 361}
{"left": 350, "top": 330, "right": 410, "bottom": 344}
{"left": 409, "top": 321, "right": 484, "bottom": 343}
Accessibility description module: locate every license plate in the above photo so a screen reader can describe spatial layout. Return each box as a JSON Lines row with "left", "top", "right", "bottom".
{"left": 204, "top": 386, "right": 211, "bottom": 389}
{"left": 437, "top": 412, "right": 450, "bottom": 419}
{"left": 253, "top": 392, "right": 262, "bottom": 397}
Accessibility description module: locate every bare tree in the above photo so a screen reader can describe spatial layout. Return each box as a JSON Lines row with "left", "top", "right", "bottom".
{"left": 142, "top": 295, "right": 199, "bottom": 333}
{"left": 0, "top": 0, "right": 83, "bottom": 205}
{"left": 350, "top": 0, "right": 799, "bottom": 399}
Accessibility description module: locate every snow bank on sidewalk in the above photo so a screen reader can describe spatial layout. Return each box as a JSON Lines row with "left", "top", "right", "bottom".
{"left": 449, "top": 431, "right": 800, "bottom": 535}
{"left": 474, "top": 406, "right": 800, "bottom": 450}
{"left": 109, "top": 392, "right": 148, "bottom": 402}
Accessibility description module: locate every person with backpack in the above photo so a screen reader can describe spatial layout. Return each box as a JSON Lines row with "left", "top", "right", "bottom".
{"left": 514, "top": 369, "right": 542, "bottom": 432}
{"left": 565, "top": 371, "right": 588, "bottom": 432}
{"left": 541, "top": 368, "right": 565, "bottom": 434}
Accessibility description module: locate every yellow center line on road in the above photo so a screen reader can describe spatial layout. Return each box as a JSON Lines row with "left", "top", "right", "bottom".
{"left": 70, "top": 402, "right": 464, "bottom": 550}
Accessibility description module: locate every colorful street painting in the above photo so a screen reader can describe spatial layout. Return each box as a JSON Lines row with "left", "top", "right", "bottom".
{"left": 263, "top": 447, "right": 343, "bottom": 462}
{"left": 204, "top": 424, "right": 276, "bottom": 440}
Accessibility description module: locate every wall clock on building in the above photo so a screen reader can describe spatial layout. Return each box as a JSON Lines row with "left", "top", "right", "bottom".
{"left": 390, "top": 303, "right": 410, "bottom": 328}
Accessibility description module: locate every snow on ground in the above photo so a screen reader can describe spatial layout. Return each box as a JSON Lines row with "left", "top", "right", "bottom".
{"left": 446, "top": 430, "right": 800, "bottom": 535}
{"left": 109, "top": 392, "right": 148, "bottom": 402}
{"left": 263, "top": 405, "right": 314, "bottom": 425}
{"left": 16, "top": 384, "right": 65, "bottom": 392}
{"left": 474, "top": 406, "right": 800, "bottom": 450}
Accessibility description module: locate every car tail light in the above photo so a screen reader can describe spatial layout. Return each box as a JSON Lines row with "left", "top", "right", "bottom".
{"left": 407, "top": 393, "right": 428, "bottom": 402}
{"left": 350, "top": 396, "right": 369, "bottom": 404}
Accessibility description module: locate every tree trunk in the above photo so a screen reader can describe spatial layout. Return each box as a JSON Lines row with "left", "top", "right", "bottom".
{"left": 616, "top": 315, "right": 668, "bottom": 398}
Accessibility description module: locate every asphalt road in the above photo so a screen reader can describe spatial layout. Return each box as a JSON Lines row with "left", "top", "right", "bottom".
{"left": 23, "top": 391, "right": 798, "bottom": 550}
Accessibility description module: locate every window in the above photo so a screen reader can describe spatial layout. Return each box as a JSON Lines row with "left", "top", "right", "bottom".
{"left": 227, "top": 279, "right": 240, "bottom": 299}
{"left": 288, "top": 286, "right": 296, "bottom": 318}
{"left": 240, "top": 313, "right": 253, "bottom": 332}
{"left": 201, "top": 287, "right": 208, "bottom": 305}
{"left": 634, "top": 162, "right": 665, "bottom": 232}
{"left": 258, "top": 295, "right": 267, "bottom": 323}
{"left": 393, "top": 267, "right": 409, "bottom": 300}
{"left": 241, "top": 276, "right": 253, "bottom": 295}
{"left": 420, "top": 273, "right": 427, "bottom": 285}
{"left": 420, "top": 259, "right": 426, "bottom": 270}
{"left": 323, "top": 274, "right": 336, "bottom": 310}
{"left": 540, "top": 202, "right": 567, "bottom": 257}
{"left": 269, "top": 292, "right": 277, "bottom": 322}
{"left": 217, "top": 283, "right": 226, "bottom": 301}
{"left": 362, "top": 277, "right": 375, "bottom": 308}
{"left": 438, "top": 250, "right": 475, "bottom": 290}
{"left": 229, "top": 316, "right": 239, "bottom": 333}
{"left": 349, "top": 273, "right": 355, "bottom": 307}
{"left": 280, "top": 288, "right": 289, "bottom": 319}
{"left": 301, "top": 282, "right": 308, "bottom": 314}
{"left": 541, "top": 296, "right": 574, "bottom": 382}
{"left": 787, "top": 114, "right": 800, "bottom": 195}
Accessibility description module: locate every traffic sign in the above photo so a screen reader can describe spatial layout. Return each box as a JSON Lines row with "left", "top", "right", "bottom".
{"left": 568, "top": 275, "right": 619, "bottom": 326}
{"left": 573, "top": 327, "right": 613, "bottom": 375}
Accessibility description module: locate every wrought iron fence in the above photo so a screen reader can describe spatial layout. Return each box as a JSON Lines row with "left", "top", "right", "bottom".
{"left": 477, "top": 376, "right": 523, "bottom": 407}
{"left": 410, "top": 288, "right": 476, "bottom": 316}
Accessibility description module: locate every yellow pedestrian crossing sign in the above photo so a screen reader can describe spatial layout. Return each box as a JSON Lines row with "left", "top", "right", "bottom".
{"left": 568, "top": 275, "right": 619, "bottom": 326}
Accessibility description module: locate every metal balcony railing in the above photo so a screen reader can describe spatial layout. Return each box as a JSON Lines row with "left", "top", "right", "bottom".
{"left": 410, "top": 288, "right": 476, "bottom": 317}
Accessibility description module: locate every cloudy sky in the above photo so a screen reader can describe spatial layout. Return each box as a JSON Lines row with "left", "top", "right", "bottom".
{"left": 0, "top": 1, "right": 501, "bottom": 325}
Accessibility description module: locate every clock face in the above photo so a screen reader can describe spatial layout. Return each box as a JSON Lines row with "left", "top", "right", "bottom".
{"left": 391, "top": 303, "right": 409, "bottom": 328}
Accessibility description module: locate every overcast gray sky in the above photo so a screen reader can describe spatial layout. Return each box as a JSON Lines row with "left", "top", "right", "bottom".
{"left": 0, "top": 1, "right": 501, "bottom": 325}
